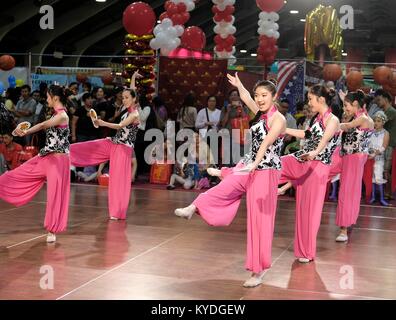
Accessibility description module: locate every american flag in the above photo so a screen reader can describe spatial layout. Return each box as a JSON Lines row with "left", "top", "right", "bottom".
{"left": 277, "top": 61, "right": 305, "bottom": 114}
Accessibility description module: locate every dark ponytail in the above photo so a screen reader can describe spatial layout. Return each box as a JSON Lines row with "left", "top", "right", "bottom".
{"left": 345, "top": 90, "right": 366, "bottom": 108}
{"left": 48, "top": 85, "right": 67, "bottom": 106}
{"left": 309, "top": 84, "right": 331, "bottom": 105}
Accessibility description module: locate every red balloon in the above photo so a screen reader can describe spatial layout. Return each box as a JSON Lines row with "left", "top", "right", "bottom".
{"left": 181, "top": 26, "right": 206, "bottom": 51}
{"left": 123, "top": 2, "right": 156, "bottom": 36}
{"left": 164, "top": 1, "right": 172, "bottom": 11}
{"left": 167, "top": 3, "right": 179, "bottom": 16}
{"left": 171, "top": 12, "right": 190, "bottom": 25}
{"left": 76, "top": 73, "right": 88, "bottom": 83}
{"left": 225, "top": 35, "right": 236, "bottom": 46}
{"left": 101, "top": 73, "right": 114, "bottom": 85}
{"left": 224, "top": 5, "right": 235, "bottom": 15}
{"left": 177, "top": 2, "right": 187, "bottom": 13}
{"left": 159, "top": 12, "right": 169, "bottom": 21}
{"left": 373, "top": 66, "right": 392, "bottom": 85}
{"left": 256, "top": 0, "right": 284, "bottom": 12}
{"left": 323, "top": 64, "right": 343, "bottom": 81}
{"left": 346, "top": 70, "right": 363, "bottom": 90}
{"left": 0, "top": 55, "right": 15, "bottom": 71}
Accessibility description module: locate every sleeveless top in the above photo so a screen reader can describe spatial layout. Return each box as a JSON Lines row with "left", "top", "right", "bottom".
{"left": 242, "top": 106, "right": 284, "bottom": 170}
{"left": 293, "top": 110, "right": 340, "bottom": 165}
{"left": 109, "top": 106, "right": 139, "bottom": 148}
{"left": 39, "top": 108, "right": 70, "bottom": 157}
{"left": 340, "top": 111, "right": 373, "bottom": 156}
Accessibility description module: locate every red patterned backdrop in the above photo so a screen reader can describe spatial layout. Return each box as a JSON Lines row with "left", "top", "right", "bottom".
{"left": 158, "top": 57, "right": 228, "bottom": 119}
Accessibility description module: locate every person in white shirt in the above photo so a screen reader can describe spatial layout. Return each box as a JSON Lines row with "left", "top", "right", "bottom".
{"left": 195, "top": 95, "right": 221, "bottom": 138}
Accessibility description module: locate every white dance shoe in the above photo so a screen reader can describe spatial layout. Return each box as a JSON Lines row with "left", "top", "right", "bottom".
{"left": 207, "top": 168, "right": 221, "bottom": 177}
{"left": 335, "top": 233, "right": 348, "bottom": 242}
{"left": 174, "top": 204, "right": 196, "bottom": 220}
{"left": 46, "top": 233, "right": 56, "bottom": 243}
{"left": 297, "top": 257, "right": 312, "bottom": 263}
{"left": 243, "top": 272, "right": 265, "bottom": 288}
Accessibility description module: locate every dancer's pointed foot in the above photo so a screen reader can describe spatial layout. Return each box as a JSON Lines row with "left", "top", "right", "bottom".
{"left": 174, "top": 204, "right": 196, "bottom": 220}
{"left": 46, "top": 232, "right": 56, "bottom": 243}
{"left": 243, "top": 272, "right": 265, "bottom": 288}
{"left": 297, "top": 257, "right": 312, "bottom": 263}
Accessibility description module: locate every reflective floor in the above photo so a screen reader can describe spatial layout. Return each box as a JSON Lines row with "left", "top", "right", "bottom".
{"left": 0, "top": 183, "right": 395, "bottom": 300}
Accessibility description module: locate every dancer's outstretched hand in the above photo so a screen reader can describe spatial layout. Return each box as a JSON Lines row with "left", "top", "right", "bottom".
{"left": 227, "top": 72, "right": 242, "bottom": 88}
{"left": 299, "top": 150, "right": 318, "bottom": 161}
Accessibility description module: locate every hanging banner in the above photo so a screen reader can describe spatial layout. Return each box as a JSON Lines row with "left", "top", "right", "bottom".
{"left": 31, "top": 74, "right": 104, "bottom": 91}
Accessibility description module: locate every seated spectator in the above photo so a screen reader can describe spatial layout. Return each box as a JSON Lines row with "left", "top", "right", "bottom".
{"left": 166, "top": 157, "right": 195, "bottom": 190}
{"left": 0, "top": 132, "right": 23, "bottom": 171}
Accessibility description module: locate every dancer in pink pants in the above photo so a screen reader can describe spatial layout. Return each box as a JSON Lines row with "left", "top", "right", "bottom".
{"left": 278, "top": 84, "right": 340, "bottom": 263}
{"left": 333, "top": 91, "right": 374, "bottom": 242}
{"left": 175, "top": 74, "right": 286, "bottom": 288}
{"left": 70, "top": 88, "right": 140, "bottom": 220}
{"left": 0, "top": 85, "right": 70, "bottom": 243}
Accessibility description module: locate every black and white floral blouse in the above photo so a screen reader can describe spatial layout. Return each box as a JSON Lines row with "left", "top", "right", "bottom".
{"left": 39, "top": 109, "right": 70, "bottom": 157}
{"left": 340, "top": 114, "right": 373, "bottom": 156}
{"left": 293, "top": 111, "right": 340, "bottom": 165}
{"left": 242, "top": 106, "right": 284, "bottom": 170}
{"left": 109, "top": 107, "right": 139, "bottom": 148}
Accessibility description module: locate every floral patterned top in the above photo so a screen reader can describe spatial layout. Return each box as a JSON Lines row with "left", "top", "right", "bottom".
{"left": 39, "top": 109, "right": 70, "bottom": 157}
{"left": 109, "top": 107, "right": 139, "bottom": 148}
{"left": 293, "top": 110, "right": 340, "bottom": 165}
{"left": 242, "top": 106, "right": 284, "bottom": 170}
{"left": 340, "top": 114, "right": 373, "bottom": 156}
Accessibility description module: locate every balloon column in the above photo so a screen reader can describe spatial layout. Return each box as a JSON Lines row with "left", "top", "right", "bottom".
{"left": 124, "top": 34, "right": 156, "bottom": 94}
{"left": 212, "top": 0, "right": 236, "bottom": 65}
{"left": 150, "top": 0, "right": 196, "bottom": 56}
{"left": 123, "top": 2, "right": 156, "bottom": 93}
{"left": 255, "top": 0, "right": 284, "bottom": 66}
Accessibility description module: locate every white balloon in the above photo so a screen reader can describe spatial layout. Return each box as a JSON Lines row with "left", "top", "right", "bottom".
{"left": 150, "top": 39, "right": 160, "bottom": 50}
{"left": 228, "top": 56, "right": 236, "bottom": 66}
{"left": 217, "top": 3, "right": 227, "bottom": 11}
{"left": 273, "top": 31, "right": 280, "bottom": 39}
{"left": 260, "top": 21, "right": 272, "bottom": 29}
{"left": 259, "top": 12, "right": 270, "bottom": 20}
{"left": 273, "top": 23, "right": 279, "bottom": 31}
{"left": 231, "top": 46, "right": 236, "bottom": 55}
{"left": 162, "top": 18, "right": 173, "bottom": 28}
{"left": 218, "top": 20, "right": 232, "bottom": 28}
{"left": 227, "top": 25, "right": 236, "bottom": 34}
{"left": 270, "top": 12, "right": 279, "bottom": 22}
{"left": 175, "top": 25, "right": 184, "bottom": 37}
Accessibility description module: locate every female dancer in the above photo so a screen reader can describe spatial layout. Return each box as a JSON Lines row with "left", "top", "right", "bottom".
{"left": 333, "top": 91, "right": 374, "bottom": 242}
{"left": 70, "top": 87, "right": 139, "bottom": 220}
{"left": 0, "top": 85, "right": 70, "bottom": 243}
{"left": 174, "top": 73, "right": 286, "bottom": 288}
{"left": 278, "top": 85, "right": 340, "bottom": 263}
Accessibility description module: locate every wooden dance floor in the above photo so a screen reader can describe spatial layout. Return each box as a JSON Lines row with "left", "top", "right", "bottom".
{"left": 1, "top": 183, "right": 395, "bottom": 300}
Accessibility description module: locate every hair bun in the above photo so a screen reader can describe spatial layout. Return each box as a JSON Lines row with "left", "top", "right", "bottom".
{"left": 268, "top": 78, "right": 278, "bottom": 87}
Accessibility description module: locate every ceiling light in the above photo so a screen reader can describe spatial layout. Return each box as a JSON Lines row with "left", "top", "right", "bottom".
{"left": 251, "top": 53, "right": 257, "bottom": 57}
{"left": 240, "top": 50, "right": 247, "bottom": 53}
{"left": 290, "top": 10, "right": 299, "bottom": 14}
{"left": 342, "top": 52, "right": 348, "bottom": 56}
{"left": 300, "top": 19, "right": 306, "bottom": 22}
{"left": 95, "top": 0, "right": 107, "bottom": 2}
